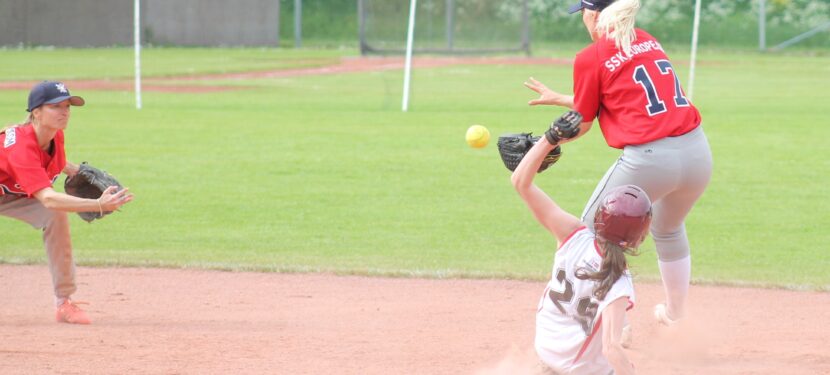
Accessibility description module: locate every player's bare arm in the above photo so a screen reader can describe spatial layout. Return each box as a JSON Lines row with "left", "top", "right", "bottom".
{"left": 511, "top": 137, "right": 581, "bottom": 244}
{"left": 601, "top": 297, "right": 635, "bottom": 375}
{"left": 524, "top": 77, "right": 575, "bottom": 108}
{"left": 34, "top": 186, "right": 133, "bottom": 213}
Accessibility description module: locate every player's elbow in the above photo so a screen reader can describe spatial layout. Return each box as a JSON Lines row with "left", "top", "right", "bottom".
{"left": 510, "top": 169, "right": 529, "bottom": 191}
{"left": 510, "top": 170, "right": 521, "bottom": 188}
{"left": 33, "top": 189, "right": 60, "bottom": 210}
{"left": 41, "top": 196, "right": 61, "bottom": 210}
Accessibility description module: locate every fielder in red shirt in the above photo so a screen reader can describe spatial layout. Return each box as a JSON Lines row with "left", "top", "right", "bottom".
{"left": 524, "top": 0, "right": 713, "bottom": 351}
{"left": 0, "top": 81, "right": 133, "bottom": 325}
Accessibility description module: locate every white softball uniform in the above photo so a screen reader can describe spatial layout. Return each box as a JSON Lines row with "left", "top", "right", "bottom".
{"left": 535, "top": 227, "right": 634, "bottom": 375}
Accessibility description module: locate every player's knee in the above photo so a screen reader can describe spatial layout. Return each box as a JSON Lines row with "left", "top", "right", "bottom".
{"left": 651, "top": 226, "right": 690, "bottom": 261}
{"left": 37, "top": 209, "right": 67, "bottom": 230}
{"left": 656, "top": 247, "right": 689, "bottom": 262}
{"left": 52, "top": 211, "right": 69, "bottom": 224}
{"left": 650, "top": 226, "right": 682, "bottom": 241}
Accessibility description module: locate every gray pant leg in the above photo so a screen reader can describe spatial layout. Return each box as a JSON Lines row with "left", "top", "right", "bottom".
{"left": 0, "top": 195, "right": 76, "bottom": 299}
{"left": 649, "top": 131, "right": 712, "bottom": 261}
{"left": 580, "top": 148, "right": 678, "bottom": 231}
{"left": 580, "top": 127, "right": 712, "bottom": 261}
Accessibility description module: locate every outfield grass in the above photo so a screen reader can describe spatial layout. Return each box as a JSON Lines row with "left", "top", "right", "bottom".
{"left": 0, "top": 48, "right": 349, "bottom": 81}
{"left": 0, "top": 47, "right": 827, "bottom": 290}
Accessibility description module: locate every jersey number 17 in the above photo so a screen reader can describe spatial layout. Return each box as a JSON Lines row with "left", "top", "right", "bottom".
{"left": 632, "top": 59, "right": 690, "bottom": 116}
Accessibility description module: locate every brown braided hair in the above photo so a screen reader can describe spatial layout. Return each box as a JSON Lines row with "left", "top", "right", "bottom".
{"left": 575, "top": 240, "right": 638, "bottom": 300}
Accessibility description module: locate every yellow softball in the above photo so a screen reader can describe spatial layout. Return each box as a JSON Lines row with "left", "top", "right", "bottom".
{"left": 465, "top": 125, "right": 490, "bottom": 149}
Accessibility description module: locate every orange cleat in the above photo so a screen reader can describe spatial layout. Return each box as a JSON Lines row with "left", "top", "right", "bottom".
{"left": 55, "top": 300, "right": 91, "bottom": 325}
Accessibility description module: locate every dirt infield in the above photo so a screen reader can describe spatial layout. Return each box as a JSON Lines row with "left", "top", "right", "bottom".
{"left": 1, "top": 265, "right": 827, "bottom": 374}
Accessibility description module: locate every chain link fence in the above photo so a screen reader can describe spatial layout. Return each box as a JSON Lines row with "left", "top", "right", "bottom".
{"left": 285, "top": 0, "right": 829, "bottom": 51}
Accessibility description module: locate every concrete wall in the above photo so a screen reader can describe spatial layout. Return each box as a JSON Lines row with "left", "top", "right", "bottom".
{"left": 0, "top": 0, "right": 134, "bottom": 47}
{"left": 145, "top": 0, "right": 279, "bottom": 46}
{"left": 0, "top": 0, "right": 280, "bottom": 47}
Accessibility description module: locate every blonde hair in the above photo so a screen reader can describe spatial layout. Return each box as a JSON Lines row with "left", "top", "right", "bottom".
{"left": 595, "top": 0, "right": 641, "bottom": 57}
{"left": 2, "top": 114, "right": 33, "bottom": 133}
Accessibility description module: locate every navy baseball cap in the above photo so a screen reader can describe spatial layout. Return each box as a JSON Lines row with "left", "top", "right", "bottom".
{"left": 27, "top": 81, "right": 85, "bottom": 112}
{"left": 568, "top": 0, "right": 616, "bottom": 14}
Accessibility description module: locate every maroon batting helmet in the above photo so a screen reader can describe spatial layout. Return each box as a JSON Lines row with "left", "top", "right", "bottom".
{"left": 594, "top": 185, "right": 652, "bottom": 248}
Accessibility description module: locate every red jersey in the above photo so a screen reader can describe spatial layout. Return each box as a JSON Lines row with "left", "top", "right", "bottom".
{"left": 0, "top": 124, "right": 66, "bottom": 197}
{"left": 572, "top": 29, "right": 701, "bottom": 149}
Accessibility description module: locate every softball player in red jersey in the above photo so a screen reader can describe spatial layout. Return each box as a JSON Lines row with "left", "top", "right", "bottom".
{"left": 512, "top": 129, "right": 651, "bottom": 375}
{"left": 525, "top": 0, "right": 712, "bottom": 326}
{"left": 0, "top": 81, "right": 133, "bottom": 324}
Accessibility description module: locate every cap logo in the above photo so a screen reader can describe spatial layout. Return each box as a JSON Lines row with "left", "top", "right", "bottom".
{"left": 55, "top": 83, "right": 67, "bottom": 93}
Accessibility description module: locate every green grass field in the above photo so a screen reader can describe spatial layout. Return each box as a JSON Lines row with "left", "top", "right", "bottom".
{"left": 0, "top": 47, "right": 828, "bottom": 291}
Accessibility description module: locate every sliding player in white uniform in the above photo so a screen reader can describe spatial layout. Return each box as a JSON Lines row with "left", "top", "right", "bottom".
{"left": 511, "top": 129, "right": 652, "bottom": 374}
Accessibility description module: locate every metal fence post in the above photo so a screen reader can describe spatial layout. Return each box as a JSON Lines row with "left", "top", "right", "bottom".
{"left": 759, "top": 0, "right": 766, "bottom": 51}
{"left": 294, "top": 0, "right": 302, "bottom": 48}
{"left": 358, "top": 0, "right": 366, "bottom": 55}
{"left": 446, "top": 0, "right": 454, "bottom": 51}
{"left": 772, "top": 21, "right": 830, "bottom": 51}
{"left": 522, "top": 0, "right": 530, "bottom": 56}
{"left": 275, "top": 0, "right": 281, "bottom": 46}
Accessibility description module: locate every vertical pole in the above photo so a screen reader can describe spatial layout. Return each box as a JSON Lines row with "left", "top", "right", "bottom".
{"left": 759, "top": 0, "right": 766, "bottom": 51}
{"left": 402, "top": 0, "right": 418, "bottom": 112}
{"left": 134, "top": 0, "right": 142, "bottom": 110}
{"left": 276, "top": 0, "right": 281, "bottom": 47}
{"left": 687, "top": 0, "right": 702, "bottom": 101}
{"left": 358, "top": 0, "right": 366, "bottom": 55}
{"left": 294, "top": 0, "right": 302, "bottom": 48}
{"left": 522, "top": 0, "right": 530, "bottom": 56}
{"left": 446, "top": 0, "right": 454, "bottom": 50}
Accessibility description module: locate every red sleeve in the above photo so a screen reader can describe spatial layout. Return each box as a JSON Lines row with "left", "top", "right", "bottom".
{"left": 7, "top": 144, "right": 52, "bottom": 197}
{"left": 572, "top": 46, "right": 602, "bottom": 123}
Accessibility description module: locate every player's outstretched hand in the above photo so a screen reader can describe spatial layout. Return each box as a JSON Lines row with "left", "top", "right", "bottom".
{"left": 99, "top": 186, "right": 133, "bottom": 212}
{"left": 64, "top": 162, "right": 131, "bottom": 222}
{"left": 524, "top": 77, "right": 566, "bottom": 106}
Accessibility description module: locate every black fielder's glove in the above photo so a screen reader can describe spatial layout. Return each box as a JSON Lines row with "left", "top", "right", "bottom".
{"left": 545, "top": 110, "right": 583, "bottom": 145}
{"left": 64, "top": 162, "right": 123, "bottom": 222}
{"left": 497, "top": 133, "right": 562, "bottom": 173}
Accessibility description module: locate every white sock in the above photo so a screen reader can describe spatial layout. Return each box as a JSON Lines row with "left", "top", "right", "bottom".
{"left": 55, "top": 297, "right": 69, "bottom": 307}
{"left": 658, "top": 256, "right": 691, "bottom": 320}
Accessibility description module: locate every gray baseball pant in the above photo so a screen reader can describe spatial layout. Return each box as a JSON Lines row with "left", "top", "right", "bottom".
{"left": 0, "top": 194, "right": 76, "bottom": 302}
{"left": 580, "top": 126, "right": 712, "bottom": 261}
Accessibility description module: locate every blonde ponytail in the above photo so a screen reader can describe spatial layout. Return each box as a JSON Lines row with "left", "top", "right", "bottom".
{"left": 2, "top": 114, "right": 33, "bottom": 133}
{"left": 595, "top": 0, "right": 641, "bottom": 57}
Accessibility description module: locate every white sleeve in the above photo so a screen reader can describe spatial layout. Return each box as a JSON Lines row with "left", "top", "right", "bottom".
{"left": 596, "top": 271, "right": 635, "bottom": 316}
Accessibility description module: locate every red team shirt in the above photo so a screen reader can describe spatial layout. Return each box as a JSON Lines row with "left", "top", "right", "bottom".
{"left": 0, "top": 125, "right": 66, "bottom": 197}
{"left": 573, "top": 29, "right": 701, "bottom": 149}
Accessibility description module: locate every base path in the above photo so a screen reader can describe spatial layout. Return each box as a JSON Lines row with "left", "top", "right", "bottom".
{"left": 0, "top": 265, "right": 827, "bottom": 374}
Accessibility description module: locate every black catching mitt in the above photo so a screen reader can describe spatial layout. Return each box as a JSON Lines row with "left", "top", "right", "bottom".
{"left": 497, "top": 133, "right": 562, "bottom": 173}
{"left": 64, "top": 162, "right": 123, "bottom": 222}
